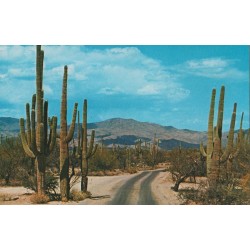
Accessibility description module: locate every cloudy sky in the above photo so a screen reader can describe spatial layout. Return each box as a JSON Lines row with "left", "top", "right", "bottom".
{"left": 0, "top": 45, "right": 249, "bottom": 131}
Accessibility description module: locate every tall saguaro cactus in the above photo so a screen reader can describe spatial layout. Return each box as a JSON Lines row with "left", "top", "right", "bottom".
{"left": 200, "top": 86, "right": 243, "bottom": 185}
{"left": 19, "top": 45, "right": 57, "bottom": 195}
{"left": 59, "top": 65, "right": 78, "bottom": 201}
{"left": 81, "top": 99, "right": 98, "bottom": 192}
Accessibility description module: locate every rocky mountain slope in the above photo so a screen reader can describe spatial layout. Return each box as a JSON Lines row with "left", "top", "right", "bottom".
{"left": 2, "top": 116, "right": 244, "bottom": 149}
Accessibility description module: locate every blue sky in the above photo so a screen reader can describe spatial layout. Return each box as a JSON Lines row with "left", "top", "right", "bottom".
{"left": 0, "top": 45, "right": 249, "bottom": 131}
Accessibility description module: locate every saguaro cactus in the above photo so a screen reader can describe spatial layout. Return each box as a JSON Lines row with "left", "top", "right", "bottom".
{"left": 20, "top": 45, "right": 57, "bottom": 195}
{"left": 81, "top": 99, "right": 98, "bottom": 192}
{"left": 150, "top": 134, "right": 159, "bottom": 168}
{"left": 126, "top": 147, "right": 131, "bottom": 168}
{"left": 135, "top": 139, "right": 143, "bottom": 164}
{"left": 59, "top": 65, "right": 78, "bottom": 201}
{"left": 200, "top": 86, "right": 243, "bottom": 185}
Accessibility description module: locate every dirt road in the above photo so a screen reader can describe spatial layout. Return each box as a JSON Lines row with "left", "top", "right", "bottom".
{"left": 0, "top": 169, "right": 183, "bottom": 205}
{"left": 109, "top": 169, "right": 162, "bottom": 205}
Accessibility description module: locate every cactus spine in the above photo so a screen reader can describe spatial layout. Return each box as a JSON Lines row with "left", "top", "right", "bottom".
{"left": 59, "top": 66, "right": 78, "bottom": 201}
{"left": 200, "top": 86, "right": 243, "bottom": 184}
{"left": 19, "top": 45, "right": 57, "bottom": 195}
{"left": 81, "top": 99, "right": 98, "bottom": 192}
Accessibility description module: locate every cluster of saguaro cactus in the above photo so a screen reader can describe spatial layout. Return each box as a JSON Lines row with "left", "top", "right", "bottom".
{"left": 59, "top": 65, "right": 78, "bottom": 201}
{"left": 19, "top": 45, "right": 57, "bottom": 195}
{"left": 200, "top": 86, "right": 243, "bottom": 185}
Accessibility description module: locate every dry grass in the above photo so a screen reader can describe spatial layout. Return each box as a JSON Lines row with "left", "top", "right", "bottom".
{"left": 125, "top": 168, "right": 138, "bottom": 174}
{"left": 70, "top": 190, "right": 91, "bottom": 202}
{"left": 30, "top": 194, "right": 50, "bottom": 204}
{"left": 0, "top": 193, "right": 12, "bottom": 201}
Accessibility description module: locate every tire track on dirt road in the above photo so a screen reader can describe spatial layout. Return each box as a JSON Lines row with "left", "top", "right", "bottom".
{"left": 137, "top": 170, "right": 161, "bottom": 205}
{"left": 108, "top": 171, "right": 150, "bottom": 205}
{"left": 109, "top": 170, "right": 162, "bottom": 205}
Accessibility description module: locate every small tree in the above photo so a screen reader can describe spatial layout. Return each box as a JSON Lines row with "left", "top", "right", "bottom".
{"left": 0, "top": 137, "right": 28, "bottom": 185}
{"left": 168, "top": 148, "right": 200, "bottom": 192}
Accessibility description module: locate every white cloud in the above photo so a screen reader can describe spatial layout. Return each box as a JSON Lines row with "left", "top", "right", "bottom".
{"left": 98, "top": 87, "right": 122, "bottom": 95}
{"left": 187, "top": 58, "right": 230, "bottom": 69}
{"left": 166, "top": 87, "right": 190, "bottom": 102}
{"left": 137, "top": 84, "right": 162, "bottom": 95}
{"left": 175, "top": 57, "right": 248, "bottom": 81}
{"left": 0, "top": 45, "right": 190, "bottom": 107}
{"left": 43, "top": 84, "right": 53, "bottom": 95}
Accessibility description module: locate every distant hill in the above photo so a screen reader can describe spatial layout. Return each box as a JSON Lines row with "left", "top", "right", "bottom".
{"left": 0, "top": 117, "right": 247, "bottom": 150}
{"left": 0, "top": 117, "right": 20, "bottom": 136}
{"left": 87, "top": 118, "right": 206, "bottom": 149}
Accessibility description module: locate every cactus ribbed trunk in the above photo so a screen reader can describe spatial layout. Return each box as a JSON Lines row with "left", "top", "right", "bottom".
{"left": 60, "top": 66, "right": 78, "bottom": 201}
{"left": 206, "top": 89, "right": 216, "bottom": 180}
{"left": 81, "top": 158, "right": 88, "bottom": 192}
{"left": 36, "top": 155, "right": 46, "bottom": 195}
{"left": 80, "top": 99, "right": 97, "bottom": 192}
{"left": 81, "top": 99, "right": 88, "bottom": 192}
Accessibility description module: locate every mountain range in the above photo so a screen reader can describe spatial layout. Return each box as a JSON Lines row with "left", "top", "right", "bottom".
{"left": 0, "top": 117, "right": 246, "bottom": 150}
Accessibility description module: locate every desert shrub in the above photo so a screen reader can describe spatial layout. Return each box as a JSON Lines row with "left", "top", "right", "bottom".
{"left": 143, "top": 148, "right": 167, "bottom": 167}
{"left": 22, "top": 171, "right": 59, "bottom": 196}
{"left": 179, "top": 179, "right": 248, "bottom": 205}
{"left": 125, "top": 168, "right": 138, "bottom": 174}
{"left": 0, "top": 136, "right": 29, "bottom": 185}
{"left": 70, "top": 190, "right": 91, "bottom": 201}
{"left": 30, "top": 193, "right": 50, "bottom": 204}
{"left": 168, "top": 148, "right": 201, "bottom": 191}
{"left": 0, "top": 193, "right": 12, "bottom": 202}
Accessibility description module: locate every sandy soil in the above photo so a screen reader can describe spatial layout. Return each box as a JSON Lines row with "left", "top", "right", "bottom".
{"left": 0, "top": 170, "right": 202, "bottom": 205}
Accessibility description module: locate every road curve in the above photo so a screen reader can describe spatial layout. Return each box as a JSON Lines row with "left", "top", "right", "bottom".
{"left": 109, "top": 170, "right": 161, "bottom": 205}
{"left": 138, "top": 170, "right": 162, "bottom": 205}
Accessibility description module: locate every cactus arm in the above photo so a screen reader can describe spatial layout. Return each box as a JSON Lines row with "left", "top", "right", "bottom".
{"left": 82, "top": 99, "right": 88, "bottom": 160}
{"left": 26, "top": 103, "right": 31, "bottom": 146}
{"left": 20, "top": 118, "right": 36, "bottom": 158}
{"left": 207, "top": 89, "right": 216, "bottom": 157}
{"left": 89, "top": 144, "right": 98, "bottom": 158}
{"left": 231, "top": 112, "right": 244, "bottom": 159}
{"left": 31, "top": 94, "right": 37, "bottom": 154}
{"left": 216, "top": 85, "right": 225, "bottom": 140}
{"left": 47, "top": 117, "right": 52, "bottom": 149}
{"left": 237, "top": 112, "right": 244, "bottom": 144}
{"left": 220, "top": 103, "right": 237, "bottom": 163}
{"left": 86, "top": 130, "right": 96, "bottom": 159}
{"left": 200, "top": 142, "right": 207, "bottom": 157}
{"left": 36, "top": 45, "right": 43, "bottom": 125}
{"left": 65, "top": 103, "right": 78, "bottom": 143}
{"left": 77, "top": 111, "right": 81, "bottom": 155}
{"left": 49, "top": 116, "right": 57, "bottom": 153}
{"left": 43, "top": 101, "right": 48, "bottom": 150}
{"left": 39, "top": 123, "right": 45, "bottom": 154}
